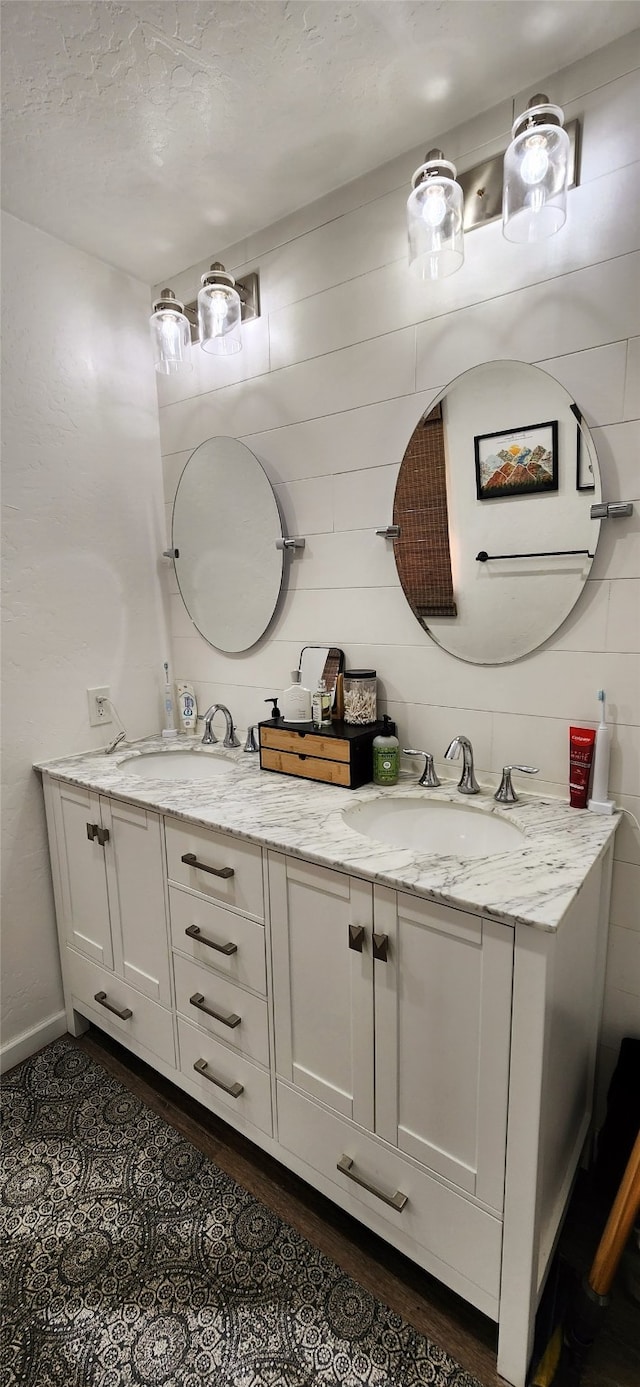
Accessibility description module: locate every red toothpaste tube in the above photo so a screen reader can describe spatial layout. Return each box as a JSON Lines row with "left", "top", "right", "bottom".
{"left": 569, "top": 726, "right": 596, "bottom": 808}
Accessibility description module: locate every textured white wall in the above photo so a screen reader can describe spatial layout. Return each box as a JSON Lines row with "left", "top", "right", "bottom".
{"left": 155, "top": 33, "right": 640, "bottom": 1106}
{"left": 0, "top": 212, "right": 168, "bottom": 1061}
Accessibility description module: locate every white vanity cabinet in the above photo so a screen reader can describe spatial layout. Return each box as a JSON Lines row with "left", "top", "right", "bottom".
{"left": 40, "top": 763, "right": 615, "bottom": 1387}
{"left": 43, "top": 778, "right": 174, "bottom": 1067}
{"left": 269, "top": 852, "right": 513, "bottom": 1315}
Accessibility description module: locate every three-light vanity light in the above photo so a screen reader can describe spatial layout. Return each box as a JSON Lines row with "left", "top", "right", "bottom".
{"left": 150, "top": 261, "right": 261, "bottom": 375}
{"left": 408, "top": 94, "right": 574, "bottom": 280}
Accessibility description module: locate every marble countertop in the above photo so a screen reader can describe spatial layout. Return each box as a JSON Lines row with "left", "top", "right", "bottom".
{"left": 35, "top": 734, "right": 619, "bottom": 932}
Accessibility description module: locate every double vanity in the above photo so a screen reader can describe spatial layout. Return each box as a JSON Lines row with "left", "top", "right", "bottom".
{"left": 37, "top": 736, "right": 618, "bottom": 1387}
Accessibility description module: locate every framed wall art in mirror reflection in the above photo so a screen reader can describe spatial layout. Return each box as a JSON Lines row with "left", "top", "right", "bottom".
{"left": 474, "top": 419, "right": 558, "bottom": 501}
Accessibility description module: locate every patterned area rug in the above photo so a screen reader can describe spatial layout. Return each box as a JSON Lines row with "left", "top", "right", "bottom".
{"left": 1, "top": 1037, "right": 482, "bottom": 1386}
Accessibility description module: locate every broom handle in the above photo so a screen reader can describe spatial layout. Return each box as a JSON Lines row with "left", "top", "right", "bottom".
{"left": 589, "top": 1127, "right": 640, "bottom": 1297}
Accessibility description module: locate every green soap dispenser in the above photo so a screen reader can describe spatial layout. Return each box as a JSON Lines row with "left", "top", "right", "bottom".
{"left": 373, "top": 716, "right": 399, "bottom": 786}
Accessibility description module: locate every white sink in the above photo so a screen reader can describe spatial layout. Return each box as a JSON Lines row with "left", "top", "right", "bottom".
{"left": 342, "top": 797, "right": 525, "bottom": 859}
{"left": 121, "top": 751, "right": 233, "bottom": 781}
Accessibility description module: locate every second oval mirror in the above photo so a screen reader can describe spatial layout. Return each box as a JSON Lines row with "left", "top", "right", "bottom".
{"left": 393, "top": 360, "right": 602, "bottom": 664}
{"left": 172, "top": 437, "right": 284, "bottom": 654}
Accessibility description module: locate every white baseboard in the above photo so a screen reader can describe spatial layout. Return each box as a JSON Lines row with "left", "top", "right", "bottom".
{"left": 0, "top": 1010, "right": 67, "bottom": 1074}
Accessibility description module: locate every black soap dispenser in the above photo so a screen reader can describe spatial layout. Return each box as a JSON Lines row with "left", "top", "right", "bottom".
{"left": 264, "top": 696, "right": 282, "bottom": 723}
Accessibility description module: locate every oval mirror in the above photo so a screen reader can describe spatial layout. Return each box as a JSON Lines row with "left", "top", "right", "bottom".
{"left": 393, "top": 360, "right": 602, "bottom": 664}
{"left": 172, "top": 437, "right": 284, "bottom": 653}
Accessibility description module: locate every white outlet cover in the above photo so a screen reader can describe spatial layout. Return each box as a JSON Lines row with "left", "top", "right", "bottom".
{"left": 87, "top": 687, "right": 111, "bottom": 727}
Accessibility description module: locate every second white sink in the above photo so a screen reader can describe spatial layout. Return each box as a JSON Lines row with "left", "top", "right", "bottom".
{"left": 343, "top": 797, "right": 524, "bottom": 859}
{"left": 122, "top": 751, "right": 233, "bottom": 781}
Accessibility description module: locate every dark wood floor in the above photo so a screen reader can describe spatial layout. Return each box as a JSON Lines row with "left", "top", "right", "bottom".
{"left": 78, "top": 1029, "right": 639, "bottom": 1387}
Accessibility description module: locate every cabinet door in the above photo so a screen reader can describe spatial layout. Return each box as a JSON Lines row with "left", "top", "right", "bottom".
{"left": 101, "top": 798, "right": 171, "bottom": 1007}
{"left": 270, "top": 853, "right": 374, "bottom": 1128}
{"left": 51, "top": 782, "right": 113, "bottom": 968}
{"left": 374, "top": 887, "right": 513, "bottom": 1212}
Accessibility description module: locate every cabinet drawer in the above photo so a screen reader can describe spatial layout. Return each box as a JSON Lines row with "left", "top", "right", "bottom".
{"left": 65, "top": 947, "right": 175, "bottom": 1068}
{"left": 169, "top": 886, "right": 266, "bottom": 995}
{"left": 165, "top": 819, "right": 264, "bottom": 919}
{"left": 277, "top": 1081, "right": 502, "bottom": 1308}
{"left": 173, "top": 953, "right": 269, "bottom": 1066}
{"left": 178, "top": 1018, "right": 272, "bottom": 1137}
{"left": 261, "top": 748, "right": 350, "bottom": 787}
{"left": 261, "top": 726, "right": 350, "bottom": 763}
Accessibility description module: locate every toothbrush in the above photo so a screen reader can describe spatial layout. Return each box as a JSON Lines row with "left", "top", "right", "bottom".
{"left": 589, "top": 688, "right": 614, "bottom": 814}
{"left": 162, "top": 661, "right": 177, "bottom": 735}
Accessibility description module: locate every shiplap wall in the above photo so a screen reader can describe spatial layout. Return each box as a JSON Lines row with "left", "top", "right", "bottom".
{"left": 155, "top": 33, "right": 640, "bottom": 1101}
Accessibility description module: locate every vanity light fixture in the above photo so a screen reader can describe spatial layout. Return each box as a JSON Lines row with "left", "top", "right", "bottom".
{"left": 407, "top": 96, "right": 577, "bottom": 277}
{"left": 150, "top": 289, "right": 193, "bottom": 375}
{"left": 150, "top": 262, "right": 261, "bottom": 366}
{"left": 503, "top": 94, "right": 570, "bottom": 243}
{"left": 407, "top": 149, "right": 464, "bottom": 280}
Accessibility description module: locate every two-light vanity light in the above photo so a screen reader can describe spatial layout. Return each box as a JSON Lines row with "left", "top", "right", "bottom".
{"left": 150, "top": 261, "right": 261, "bottom": 375}
{"left": 408, "top": 94, "right": 573, "bottom": 280}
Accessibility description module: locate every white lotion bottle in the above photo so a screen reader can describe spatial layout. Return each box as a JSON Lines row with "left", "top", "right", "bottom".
{"left": 588, "top": 688, "right": 615, "bottom": 814}
{"left": 280, "top": 670, "right": 312, "bottom": 722}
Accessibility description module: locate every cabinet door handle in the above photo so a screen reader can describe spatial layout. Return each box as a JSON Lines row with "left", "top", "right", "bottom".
{"left": 193, "top": 1057, "right": 243, "bottom": 1098}
{"left": 96, "top": 826, "right": 110, "bottom": 847}
{"left": 86, "top": 822, "right": 99, "bottom": 841}
{"left": 181, "top": 852, "right": 234, "bottom": 879}
{"left": 372, "top": 932, "right": 389, "bottom": 963}
{"left": 189, "top": 991, "right": 241, "bottom": 1028}
{"left": 337, "top": 1154, "right": 408, "bottom": 1211}
{"left": 184, "top": 925, "right": 237, "bottom": 955}
{"left": 348, "top": 924, "right": 365, "bottom": 952}
{"left": 94, "top": 990, "right": 132, "bottom": 1021}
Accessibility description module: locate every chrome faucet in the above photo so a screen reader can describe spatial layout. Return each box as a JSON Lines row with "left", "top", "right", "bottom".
{"left": 202, "top": 704, "right": 241, "bottom": 748}
{"left": 444, "top": 735, "right": 480, "bottom": 794}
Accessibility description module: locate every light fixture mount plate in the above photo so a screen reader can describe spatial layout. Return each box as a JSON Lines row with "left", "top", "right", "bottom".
{"left": 184, "top": 270, "right": 260, "bottom": 343}
{"left": 460, "top": 117, "right": 579, "bottom": 232}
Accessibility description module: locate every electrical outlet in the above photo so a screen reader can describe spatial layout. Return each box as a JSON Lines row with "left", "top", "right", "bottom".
{"left": 87, "top": 687, "right": 112, "bottom": 727}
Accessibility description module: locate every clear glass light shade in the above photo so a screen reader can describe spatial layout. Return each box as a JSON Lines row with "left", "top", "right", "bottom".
{"left": 198, "top": 283, "right": 242, "bottom": 355}
{"left": 150, "top": 306, "right": 192, "bottom": 375}
{"left": 407, "top": 173, "right": 464, "bottom": 280}
{"left": 503, "top": 107, "right": 570, "bottom": 243}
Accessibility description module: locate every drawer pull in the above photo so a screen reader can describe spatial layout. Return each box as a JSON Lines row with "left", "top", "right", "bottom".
{"left": 372, "top": 932, "right": 389, "bottom": 963}
{"left": 86, "top": 822, "right": 98, "bottom": 841}
{"left": 94, "top": 991, "right": 132, "bottom": 1021}
{"left": 189, "top": 991, "right": 241, "bottom": 1028}
{"left": 337, "top": 1154, "right": 408, "bottom": 1211}
{"left": 96, "top": 826, "right": 110, "bottom": 847}
{"left": 181, "top": 852, "right": 234, "bottom": 879}
{"left": 193, "top": 1057, "right": 244, "bottom": 1098}
{"left": 348, "top": 924, "right": 365, "bottom": 953}
{"left": 185, "top": 924, "right": 237, "bottom": 955}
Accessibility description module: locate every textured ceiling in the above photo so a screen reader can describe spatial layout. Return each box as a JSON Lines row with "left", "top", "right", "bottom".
{"left": 2, "top": 1, "right": 639, "bottom": 283}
